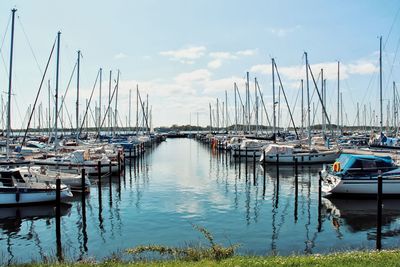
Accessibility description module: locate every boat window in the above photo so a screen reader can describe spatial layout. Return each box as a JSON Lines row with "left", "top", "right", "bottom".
{"left": 12, "top": 171, "right": 25, "bottom": 183}
{"left": 0, "top": 176, "right": 14, "bottom": 187}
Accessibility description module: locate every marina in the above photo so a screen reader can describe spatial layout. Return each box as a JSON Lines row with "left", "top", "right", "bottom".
{"left": 1, "top": 138, "right": 400, "bottom": 264}
{"left": 1, "top": 1, "right": 400, "bottom": 265}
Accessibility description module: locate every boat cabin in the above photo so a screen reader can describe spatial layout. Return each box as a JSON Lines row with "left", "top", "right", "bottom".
{"left": 0, "top": 170, "right": 25, "bottom": 187}
{"left": 334, "top": 154, "right": 396, "bottom": 177}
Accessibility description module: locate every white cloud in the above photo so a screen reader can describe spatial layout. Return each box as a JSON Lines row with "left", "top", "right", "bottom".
{"left": 250, "top": 59, "right": 378, "bottom": 82}
{"left": 160, "top": 46, "right": 206, "bottom": 64}
{"left": 208, "top": 59, "right": 223, "bottom": 69}
{"left": 174, "top": 69, "right": 212, "bottom": 84}
{"left": 236, "top": 49, "right": 257, "bottom": 56}
{"left": 268, "top": 25, "right": 301, "bottom": 37}
{"left": 114, "top": 52, "right": 127, "bottom": 59}
{"left": 210, "top": 51, "right": 237, "bottom": 60}
{"left": 207, "top": 49, "right": 256, "bottom": 69}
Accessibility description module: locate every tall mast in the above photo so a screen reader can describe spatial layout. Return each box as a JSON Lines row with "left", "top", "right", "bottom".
{"left": 6, "top": 9, "right": 16, "bottom": 160}
{"left": 234, "top": 83, "right": 238, "bottom": 134}
{"left": 146, "top": 94, "right": 149, "bottom": 134}
{"left": 216, "top": 98, "right": 219, "bottom": 132}
{"left": 225, "top": 90, "right": 228, "bottom": 131}
{"left": 54, "top": 31, "right": 61, "bottom": 150}
{"left": 48, "top": 80, "right": 51, "bottom": 136}
{"left": 321, "top": 69, "right": 324, "bottom": 136}
{"left": 380, "top": 36, "right": 383, "bottom": 134}
{"left": 114, "top": 70, "right": 119, "bottom": 135}
{"left": 98, "top": 68, "right": 102, "bottom": 138}
{"left": 337, "top": 61, "right": 340, "bottom": 134}
{"left": 255, "top": 77, "right": 258, "bottom": 136}
{"left": 305, "top": 52, "right": 311, "bottom": 147}
{"left": 129, "top": 89, "right": 132, "bottom": 132}
{"left": 301, "top": 79, "right": 304, "bottom": 136}
{"left": 136, "top": 85, "right": 139, "bottom": 135}
{"left": 108, "top": 70, "right": 112, "bottom": 135}
{"left": 76, "top": 50, "right": 80, "bottom": 141}
{"left": 246, "top": 72, "right": 250, "bottom": 133}
{"left": 272, "top": 58, "right": 276, "bottom": 142}
{"left": 394, "top": 82, "right": 397, "bottom": 132}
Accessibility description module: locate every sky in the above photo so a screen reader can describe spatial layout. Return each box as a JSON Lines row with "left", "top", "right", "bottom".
{"left": 0, "top": 0, "right": 400, "bottom": 129}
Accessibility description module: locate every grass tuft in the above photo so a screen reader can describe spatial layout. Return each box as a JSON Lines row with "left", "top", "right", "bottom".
{"left": 126, "top": 225, "right": 237, "bottom": 261}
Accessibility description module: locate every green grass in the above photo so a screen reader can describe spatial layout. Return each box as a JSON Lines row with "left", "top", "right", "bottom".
{"left": 10, "top": 250, "right": 400, "bottom": 266}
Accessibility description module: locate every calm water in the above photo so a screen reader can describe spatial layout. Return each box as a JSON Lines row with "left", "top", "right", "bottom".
{"left": 1, "top": 138, "right": 400, "bottom": 264}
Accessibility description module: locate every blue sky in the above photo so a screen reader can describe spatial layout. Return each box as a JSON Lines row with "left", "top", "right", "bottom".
{"left": 0, "top": 0, "right": 399, "bottom": 129}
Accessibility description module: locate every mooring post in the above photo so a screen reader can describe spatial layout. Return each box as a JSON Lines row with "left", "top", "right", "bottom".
{"left": 97, "top": 161, "right": 101, "bottom": 193}
{"left": 238, "top": 146, "right": 241, "bottom": 163}
{"left": 294, "top": 158, "right": 298, "bottom": 222}
{"left": 82, "top": 168, "right": 87, "bottom": 202}
{"left": 55, "top": 178, "right": 62, "bottom": 261}
{"left": 318, "top": 171, "right": 323, "bottom": 231}
{"left": 253, "top": 151, "right": 256, "bottom": 185}
{"left": 129, "top": 147, "right": 132, "bottom": 158}
{"left": 245, "top": 147, "right": 248, "bottom": 171}
{"left": 377, "top": 175, "right": 383, "bottom": 250}
{"left": 276, "top": 154, "right": 280, "bottom": 181}
{"left": 117, "top": 152, "right": 121, "bottom": 176}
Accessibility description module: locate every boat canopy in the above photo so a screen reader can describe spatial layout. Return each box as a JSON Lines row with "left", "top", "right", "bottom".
{"left": 335, "top": 153, "right": 396, "bottom": 177}
{"left": 264, "top": 144, "right": 294, "bottom": 156}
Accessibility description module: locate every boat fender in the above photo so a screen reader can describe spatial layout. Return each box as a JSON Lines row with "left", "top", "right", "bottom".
{"left": 333, "top": 162, "right": 341, "bottom": 172}
{"left": 15, "top": 187, "right": 20, "bottom": 202}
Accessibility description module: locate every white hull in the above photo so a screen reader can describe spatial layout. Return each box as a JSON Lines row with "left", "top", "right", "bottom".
{"left": 33, "top": 160, "right": 119, "bottom": 175}
{"left": 322, "top": 173, "right": 400, "bottom": 195}
{"left": 261, "top": 151, "right": 340, "bottom": 164}
{"left": 232, "top": 149, "right": 263, "bottom": 158}
{"left": 0, "top": 187, "right": 72, "bottom": 205}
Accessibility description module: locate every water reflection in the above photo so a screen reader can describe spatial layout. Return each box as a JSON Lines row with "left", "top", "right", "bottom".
{"left": 0, "top": 204, "right": 71, "bottom": 234}
{"left": 323, "top": 197, "right": 400, "bottom": 236}
{"left": 4, "top": 139, "right": 400, "bottom": 263}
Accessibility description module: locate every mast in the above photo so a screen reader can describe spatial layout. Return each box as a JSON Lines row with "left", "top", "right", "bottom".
{"left": 246, "top": 72, "right": 250, "bottom": 133}
{"left": 98, "top": 68, "right": 102, "bottom": 138}
{"left": 301, "top": 79, "right": 304, "bottom": 136}
{"left": 54, "top": 31, "right": 61, "bottom": 150}
{"left": 305, "top": 52, "right": 311, "bottom": 147}
{"left": 272, "top": 58, "right": 276, "bottom": 142}
{"left": 380, "top": 36, "right": 383, "bottom": 134}
{"left": 76, "top": 50, "right": 80, "bottom": 141}
{"left": 114, "top": 70, "right": 119, "bottom": 135}
{"left": 6, "top": 9, "right": 16, "bottom": 160}
{"left": 321, "top": 69, "right": 324, "bottom": 135}
{"left": 129, "top": 89, "right": 132, "bottom": 132}
{"left": 337, "top": 61, "right": 340, "bottom": 134}
{"left": 108, "top": 70, "right": 112, "bottom": 135}
{"left": 255, "top": 77, "right": 259, "bottom": 136}
{"left": 136, "top": 85, "right": 139, "bottom": 135}
{"left": 48, "top": 80, "right": 51, "bottom": 136}
{"left": 216, "top": 98, "right": 219, "bottom": 132}
{"left": 225, "top": 90, "right": 228, "bottom": 131}
{"left": 393, "top": 81, "right": 396, "bottom": 132}
{"left": 234, "top": 83, "right": 238, "bottom": 134}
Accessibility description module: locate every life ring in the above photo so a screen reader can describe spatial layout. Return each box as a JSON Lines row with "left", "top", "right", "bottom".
{"left": 333, "top": 162, "right": 341, "bottom": 172}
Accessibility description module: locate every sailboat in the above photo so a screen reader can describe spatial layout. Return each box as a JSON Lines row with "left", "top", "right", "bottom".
{"left": 260, "top": 55, "right": 340, "bottom": 165}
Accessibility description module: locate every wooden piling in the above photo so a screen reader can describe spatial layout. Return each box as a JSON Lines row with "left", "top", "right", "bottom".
{"left": 55, "top": 178, "right": 62, "bottom": 261}
{"left": 377, "top": 175, "right": 383, "bottom": 250}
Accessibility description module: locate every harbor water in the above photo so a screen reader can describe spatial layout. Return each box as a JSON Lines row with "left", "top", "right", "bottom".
{"left": 1, "top": 138, "right": 400, "bottom": 264}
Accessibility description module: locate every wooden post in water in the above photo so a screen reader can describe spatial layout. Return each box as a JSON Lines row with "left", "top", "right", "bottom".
{"left": 97, "top": 161, "right": 101, "bottom": 194}
{"left": 377, "top": 175, "right": 383, "bottom": 250}
{"left": 129, "top": 147, "right": 132, "bottom": 158}
{"left": 117, "top": 152, "right": 121, "bottom": 176}
{"left": 55, "top": 178, "right": 62, "bottom": 261}
{"left": 276, "top": 154, "right": 280, "bottom": 181}
{"left": 318, "top": 171, "right": 322, "bottom": 232}
{"left": 82, "top": 168, "right": 86, "bottom": 204}
{"left": 253, "top": 151, "right": 256, "bottom": 185}
{"left": 294, "top": 158, "right": 298, "bottom": 222}
{"left": 245, "top": 147, "right": 248, "bottom": 173}
{"left": 263, "top": 150, "right": 266, "bottom": 196}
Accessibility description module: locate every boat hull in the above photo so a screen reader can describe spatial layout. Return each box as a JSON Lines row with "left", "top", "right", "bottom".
{"left": 322, "top": 173, "right": 400, "bottom": 196}
{"left": 261, "top": 151, "right": 340, "bottom": 165}
{"left": 0, "top": 187, "right": 72, "bottom": 206}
